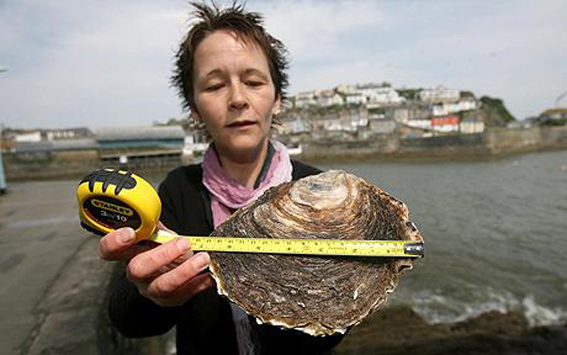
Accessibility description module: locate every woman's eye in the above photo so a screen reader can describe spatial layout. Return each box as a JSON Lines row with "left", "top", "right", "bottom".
{"left": 247, "top": 81, "right": 264, "bottom": 87}
{"left": 205, "top": 83, "right": 224, "bottom": 91}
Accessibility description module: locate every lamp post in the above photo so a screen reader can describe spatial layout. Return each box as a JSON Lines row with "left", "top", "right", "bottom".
{"left": 0, "top": 66, "right": 7, "bottom": 193}
{"left": 556, "top": 92, "right": 567, "bottom": 108}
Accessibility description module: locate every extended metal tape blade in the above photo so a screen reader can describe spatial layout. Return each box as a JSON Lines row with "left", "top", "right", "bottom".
{"left": 151, "top": 230, "right": 424, "bottom": 258}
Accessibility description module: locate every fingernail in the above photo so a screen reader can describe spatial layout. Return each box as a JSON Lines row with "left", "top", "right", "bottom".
{"left": 194, "top": 252, "right": 210, "bottom": 270}
{"left": 176, "top": 238, "right": 190, "bottom": 253}
{"left": 119, "top": 228, "right": 135, "bottom": 243}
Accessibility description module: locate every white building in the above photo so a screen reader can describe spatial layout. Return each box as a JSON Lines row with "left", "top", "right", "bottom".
{"left": 352, "top": 83, "right": 405, "bottom": 107}
{"left": 345, "top": 92, "right": 367, "bottom": 105}
{"left": 46, "top": 130, "right": 76, "bottom": 140}
{"left": 14, "top": 131, "right": 42, "bottom": 143}
{"left": 366, "top": 86, "right": 405, "bottom": 106}
{"left": 419, "top": 86, "right": 460, "bottom": 102}
{"left": 432, "top": 98, "right": 477, "bottom": 117}
{"left": 369, "top": 118, "right": 396, "bottom": 134}
{"left": 317, "top": 90, "right": 344, "bottom": 107}
{"left": 460, "top": 118, "right": 485, "bottom": 134}
{"left": 387, "top": 104, "right": 430, "bottom": 124}
{"left": 293, "top": 91, "right": 317, "bottom": 108}
{"left": 406, "top": 119, "right": 432, "bottom": 130}
{"left": 282, "top": 116, "right": 309, "bottom": 134}
{"left": 336, "top": 84, "right": 357, "bottom": 95}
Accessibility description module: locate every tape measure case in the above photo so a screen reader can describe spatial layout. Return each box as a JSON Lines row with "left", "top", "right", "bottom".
{"left": 77, "top": 169, "right": 161, "bottom": 240}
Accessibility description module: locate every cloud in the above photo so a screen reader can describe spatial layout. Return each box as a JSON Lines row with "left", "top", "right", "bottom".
{"left": 260, "top": 0, "right": 567, "bottom": 119}
{"left": 259, "top": 1, "right": 384, "bottom": 61}
{"left": 0, "top": 0, "right": 566, "bottom": 128}
{"left": 0, "top": 0, "right": 189, "bottom": 128}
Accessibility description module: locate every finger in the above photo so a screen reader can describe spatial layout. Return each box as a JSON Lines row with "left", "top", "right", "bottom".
{"left": 114, "top": 242, "right": 158, "bottom": 263}
{"left": 177, "top": 272, "right": 215, "bottom": 298}
{"left": 128, "top": 237, "right": 192, "bottom": 283}
{"left": 98, "top": 227, "right": 137, "bottom": 261}
{"left": 147, "top": 273, "right": 215, "bottom": 307}
{"left": 146, "top": 252, "right": 210, "bottom": 299}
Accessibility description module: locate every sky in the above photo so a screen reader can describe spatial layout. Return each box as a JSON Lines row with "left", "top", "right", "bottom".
{"left": 1, "top": 0, "right": 566, "bottom": 129}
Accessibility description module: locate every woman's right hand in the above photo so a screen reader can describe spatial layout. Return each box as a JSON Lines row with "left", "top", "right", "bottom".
{"left": 98, "top": 227, "right": 214, "bottom": 307}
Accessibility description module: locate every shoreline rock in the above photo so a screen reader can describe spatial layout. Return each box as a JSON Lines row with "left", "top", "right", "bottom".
{"left": 333, "top": 305, "right": 567, "bottom": 355}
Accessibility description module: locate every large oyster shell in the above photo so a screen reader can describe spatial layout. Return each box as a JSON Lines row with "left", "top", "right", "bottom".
{"left": 209, "top": 170, "right": 424, "bottom": 336}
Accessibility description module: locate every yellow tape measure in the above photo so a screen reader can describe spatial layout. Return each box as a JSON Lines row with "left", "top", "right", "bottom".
{"left": 77, "top": 169, "right": 424, "bottom": 258}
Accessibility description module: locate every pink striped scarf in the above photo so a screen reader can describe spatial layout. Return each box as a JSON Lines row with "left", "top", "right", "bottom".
{"left": 202, "top": 140, "right": 293, "bottom": 228}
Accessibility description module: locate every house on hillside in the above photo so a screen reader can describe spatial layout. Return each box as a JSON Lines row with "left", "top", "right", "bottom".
{"left": 386, "top": 103, "right": 430, "bottom": 124}
{"left": 368, "top": 118, "right": 396, "bottom": 134}
{"left": 406, "top": 118, "right": 432, "bottom": 130}
{"left": 365, "top": 86, "right": 405, "bottom": 107}
{"left": 344, "top": 92, "right": 367, "bottom": 106}
{"left": 539, "top": 108, "right": 567, "bottom": 124}
{"left": 293, "top": 91, "right": 317, "bottom": 108}
{"left": 419, "top": 86, "right": 460, "bottom": 102}
{"left": 281, "top": 115, "right": 310, "bottom": 134}
{"left": 432, "top": 98, "right": 477, "bottom": 116}
{"left": 460, "top": 116, "right": 485, "bottom": 134}
{"left": 431, "top": 116, "right": 460, "bottom": 132}
{"left": 317, "top": 90, "right": 344, "bottom": 107}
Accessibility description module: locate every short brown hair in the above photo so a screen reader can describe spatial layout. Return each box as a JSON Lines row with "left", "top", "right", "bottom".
{"left": 172, "top": 2, "right": 289, "bottom": 113}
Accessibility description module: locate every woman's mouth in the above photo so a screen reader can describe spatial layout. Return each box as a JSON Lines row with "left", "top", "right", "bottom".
{"left": 227, "top": 120, "right": 256, "bottom": 128}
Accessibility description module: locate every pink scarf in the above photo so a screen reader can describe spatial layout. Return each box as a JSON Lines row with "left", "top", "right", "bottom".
{"left": 202, "top": 140, "right": 293, "bottom": 228}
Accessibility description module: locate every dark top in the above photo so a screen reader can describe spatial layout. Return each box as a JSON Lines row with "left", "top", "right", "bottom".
{"left": 108, "top": 160, "right": 345, "bottom": 354}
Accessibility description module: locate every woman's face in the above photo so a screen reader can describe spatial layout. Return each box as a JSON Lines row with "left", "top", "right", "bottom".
{"left": 192, "top": 30, "right": 280, "bottom": 161}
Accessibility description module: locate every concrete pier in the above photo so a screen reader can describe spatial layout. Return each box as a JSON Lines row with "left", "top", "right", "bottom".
{"left": 0, "top": 179, "right": 113, "bottom": 354}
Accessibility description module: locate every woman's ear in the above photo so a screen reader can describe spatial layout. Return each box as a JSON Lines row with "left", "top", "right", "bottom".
{"left": 190, "top": 107, "right": 202, "bottom": 122}
{"left": 272, "top": 96, "right": 282, "bottom": 116}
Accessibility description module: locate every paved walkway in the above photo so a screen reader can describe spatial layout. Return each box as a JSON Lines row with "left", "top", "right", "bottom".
{"left": 0, "top": 179, "right": 113, "bottom": 354}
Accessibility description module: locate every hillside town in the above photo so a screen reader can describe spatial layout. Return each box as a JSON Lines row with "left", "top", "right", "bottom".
{"left": 1, "top": 82, "right": 567, "bottom": 181}
{"left": 280, "top": 83, "right": 486, "bottom": 145}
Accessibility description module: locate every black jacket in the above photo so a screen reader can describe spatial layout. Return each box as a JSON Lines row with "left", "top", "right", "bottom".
{"left": 109, "top": 161, "right": 344, "bottom": 354}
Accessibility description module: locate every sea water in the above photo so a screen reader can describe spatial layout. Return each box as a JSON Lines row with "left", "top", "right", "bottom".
{"left": 319, "top": 150, "right": 567, "bottom": 326}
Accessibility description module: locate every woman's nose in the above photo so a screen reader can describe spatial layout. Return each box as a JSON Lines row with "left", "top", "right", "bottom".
{"left": 228, "top": 83, "right": 249, "bottom": 110}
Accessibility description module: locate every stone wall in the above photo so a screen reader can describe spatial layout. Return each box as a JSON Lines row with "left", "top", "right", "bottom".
{"left": 300, "top": 135, "right": 399, "bottom": 161}
{"left": 484, "top": 126, "right": 567, "bottom": 154}
{"left": 484, "top": 127, "right": 542, "bottom": 154}
{"left": 399, "top": 133, "right": 488, "bottom": 156}
{"left": 540, "top": 125, "right": 567, "bottom": 149}
{"left": 3, "top": 154, "right": 184, "bottom": 181}
{"left": 299, "top": 126, "right": 567, "bottom": 161}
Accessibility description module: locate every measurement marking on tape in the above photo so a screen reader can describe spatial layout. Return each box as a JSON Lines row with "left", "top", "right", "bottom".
{"left": 152, "top": 232, "right": 424, "bottom": 258}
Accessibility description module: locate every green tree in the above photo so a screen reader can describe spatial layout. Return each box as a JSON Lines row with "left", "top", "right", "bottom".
{"left": 480, "top": 96, "right": 515, "bottom": 126}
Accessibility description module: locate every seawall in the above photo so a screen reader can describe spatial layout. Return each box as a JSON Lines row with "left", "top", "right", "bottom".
{"left": 3, "top": 126, "right": 567, "bottom": 181}
{"left": 298, "top": 126, "right": 567, "bottom": 162}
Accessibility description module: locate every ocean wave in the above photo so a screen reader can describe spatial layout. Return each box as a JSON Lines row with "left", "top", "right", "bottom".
{"left": 521, "top": 296, "right": 567, "bottom": 327}
{"left": 404, "top": 288, "right": 567, "bottom": 327}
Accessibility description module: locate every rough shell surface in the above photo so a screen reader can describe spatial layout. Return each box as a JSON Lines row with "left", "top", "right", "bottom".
{"left": 209, "top": 170, "right": 424, "bottom": 336}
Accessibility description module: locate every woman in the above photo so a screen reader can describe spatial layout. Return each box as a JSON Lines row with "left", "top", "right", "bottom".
{"left": 99, "top": 3, "right": 344, "bottom": 355}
